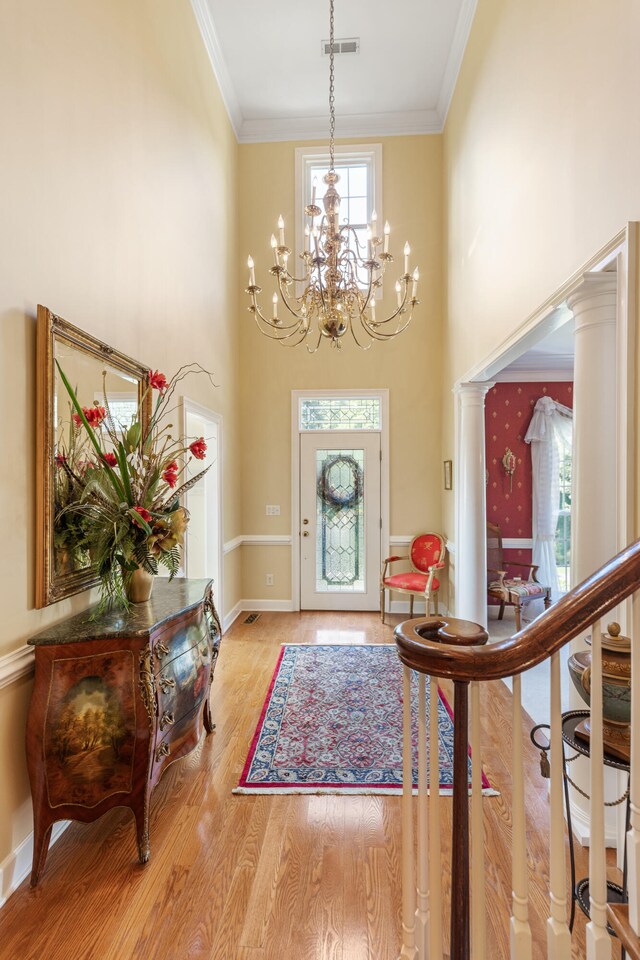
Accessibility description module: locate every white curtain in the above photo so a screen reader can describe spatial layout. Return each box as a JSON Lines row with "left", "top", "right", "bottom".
{"left": 524, "top": 395, "right": 573, "bottom": 607}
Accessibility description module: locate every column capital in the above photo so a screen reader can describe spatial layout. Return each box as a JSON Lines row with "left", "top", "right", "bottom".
{"left": 567, "top": 271, "right": 617, "bottom": 332}
{"left": 453, "top": 381, "right": 495, "bottom": 405}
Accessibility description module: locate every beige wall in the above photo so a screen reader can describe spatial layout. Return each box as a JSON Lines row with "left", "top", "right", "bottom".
{"left": 0, "top": 0, "right": 240, "bottom": 871}
{"left": 237, "top": 136, "right": 444, "bottom": 602}
{"left": 441, "top": 0, "right": 640, "bottom": 540}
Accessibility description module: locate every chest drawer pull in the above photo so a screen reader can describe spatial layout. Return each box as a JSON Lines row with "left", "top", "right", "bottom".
{"left": 158, "top": 674, "right": 176, "bottom": 693}
{"left": 160, "top": 711, "right": 175, "bottom": 730}
{"left": 154, "top": 640, "right": 170, "bottom": 660}
{"left": 156, "top": 742, "right": 170, "bottom": 762}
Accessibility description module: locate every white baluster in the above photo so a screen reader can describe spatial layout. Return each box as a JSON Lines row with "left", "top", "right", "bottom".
{"left": 586, "top": 621, "right": 613, "bottom": 958}
{"left": 628, "top": 591, "right": 640, "bottom": 933}
{"left": 470, "top": 681, "right": 486, "bottom": 960}
{"left": 399, "top": 665, "right": 417, "bottom": 960}
{"left": 429, "top": 675, "right": 444, "bottom": 960}
{"left": 510, "top": 673, "right": 532, "bottom": 959}
{"left": 416, "top": 673, "right": 429, "bottom": 957}
{"left": 547, "top": 651, "right": 572, "bottom": 957}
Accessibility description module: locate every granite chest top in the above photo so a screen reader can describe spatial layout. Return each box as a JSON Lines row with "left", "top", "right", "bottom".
{"left": 29, "top": 578, "right": 213, "bottom": 646}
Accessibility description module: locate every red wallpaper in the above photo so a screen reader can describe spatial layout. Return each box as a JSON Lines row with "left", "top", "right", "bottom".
{"left": 485, "top": 382, "right": 573, "bottom": 572}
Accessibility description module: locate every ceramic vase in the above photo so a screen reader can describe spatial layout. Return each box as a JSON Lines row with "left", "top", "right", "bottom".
{"left": 567, "top": 621, "right": 631, "bottom": 760}
{"left": 126, "top": 567, "right": 154, "bottom": 604}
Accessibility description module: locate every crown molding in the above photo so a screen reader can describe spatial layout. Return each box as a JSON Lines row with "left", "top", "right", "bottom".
{"left": 494, "top": 356, "right": 574, "bottom": 382}
{"left": 437, "top": 0, "right": 478, "bottom": 123}
{"left": 238, "top": 109, "right": 442, "bottom": 144}
{"left": 189, "top": 0, "right": 243, "bottom": 137}
{"left": 191, "top": 0, "right": 476, "bottom": 144}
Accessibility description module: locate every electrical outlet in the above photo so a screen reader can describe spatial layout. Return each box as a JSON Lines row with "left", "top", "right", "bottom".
{"left": 266, "top": 573, "right": 274, "bottom": 586}
{"left": 265, "top": 505, "right": 281, "bottom": 516}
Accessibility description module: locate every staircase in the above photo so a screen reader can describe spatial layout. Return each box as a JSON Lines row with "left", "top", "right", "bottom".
{"left": 394, "top": 537, "right": 640, "bottom": 960}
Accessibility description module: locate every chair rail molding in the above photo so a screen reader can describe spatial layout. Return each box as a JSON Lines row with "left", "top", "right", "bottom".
{"left": 223, "top": 535, "right": 292, "bottom": 555}
{"left": 0, "top": 644, "right": 34, "bottom": 689}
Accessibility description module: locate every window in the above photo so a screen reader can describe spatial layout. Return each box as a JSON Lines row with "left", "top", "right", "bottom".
{"left": 295, "top": 144, "right": 382, "bottom": 291}
{"left": 94, "top": 391, "right": 138, "bottom": 431}
{"left": 555, "top": 441, "right": 572, "bottom": 592}
{"left": 299, "top": 396, "right": 381, "bottom": 432}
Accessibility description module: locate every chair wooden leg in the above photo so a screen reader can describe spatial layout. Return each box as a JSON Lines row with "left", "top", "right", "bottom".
{"left": 380, "top": 586, "right": 385, "bottom": 623}
{"left": 409, "top": 595, "right": 414, "bottom": 619}
{"left": 498, "top": 601, "right": 505, "bottom": 621}
{"left": 544, "top": 590, "right": 551, "bottom": 611}
{"left": 514, "top": 605, "right": 522, "bottom": 632}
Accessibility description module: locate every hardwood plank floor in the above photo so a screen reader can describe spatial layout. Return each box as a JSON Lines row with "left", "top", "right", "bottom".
{"left": 0, "top": 611, "right": 624, "bottom": 959}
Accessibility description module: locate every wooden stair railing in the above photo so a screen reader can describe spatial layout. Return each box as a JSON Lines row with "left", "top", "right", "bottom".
{"left": 394, "top": 536, "right": 640, "bottom": 960}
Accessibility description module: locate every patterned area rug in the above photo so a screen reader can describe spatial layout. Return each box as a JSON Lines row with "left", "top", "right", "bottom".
{"left": 234, "top": 644, "right": 497, "bottom": 796}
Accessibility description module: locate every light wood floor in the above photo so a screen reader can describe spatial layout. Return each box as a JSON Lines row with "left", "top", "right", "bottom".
{"left": 0, "top": 612, "right": 623, "bottom": 959}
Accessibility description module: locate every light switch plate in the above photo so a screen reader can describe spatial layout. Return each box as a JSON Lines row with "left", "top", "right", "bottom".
{"left": 265, "top": 505, "right": 281, "bottom": 516}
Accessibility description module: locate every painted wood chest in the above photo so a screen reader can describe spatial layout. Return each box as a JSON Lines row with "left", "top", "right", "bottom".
{"left": 26, "top": 578, "right": 221, "bottom": 885}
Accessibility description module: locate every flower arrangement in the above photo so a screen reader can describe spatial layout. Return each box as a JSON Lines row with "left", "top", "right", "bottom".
{"left": 55, "top": 362, "right": 214, "bottom": 610}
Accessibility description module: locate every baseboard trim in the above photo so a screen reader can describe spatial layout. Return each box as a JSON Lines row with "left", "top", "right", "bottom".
{"left": 222, "top": 601, "right": 243, "bottom": 632}
{"left": 0, "top": 819, "right": 70, "bottom": 908}
{"left": 240, "top": 599, "right": 295, "bottom": 613}
{"left": 570, "top": 799, "right": 618, "bottom": 848}
{"left": 389, "top": 600, "right": 450, "bottom": 616}
{"left": 0, "top": 644, "right": 34, "bottom": 690}
{"left": 227, "top": 599, "right": 447, "bottom": 619}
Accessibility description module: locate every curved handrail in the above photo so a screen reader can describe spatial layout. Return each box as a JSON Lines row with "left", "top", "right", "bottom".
{"left": 395, "top": 536, "right": 640, "bottom": 682}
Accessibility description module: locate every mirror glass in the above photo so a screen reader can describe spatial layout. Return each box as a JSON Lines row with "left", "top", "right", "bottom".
{"left": 37, "top": 306, "right": 150, "bottom": 607}
{"left": 52, "top": 341, "right": 141, "bottom": 577}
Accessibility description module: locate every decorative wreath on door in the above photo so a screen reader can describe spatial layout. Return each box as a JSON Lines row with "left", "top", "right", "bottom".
{"left": 317, "top": 455, "right": 364, "bottom": 509}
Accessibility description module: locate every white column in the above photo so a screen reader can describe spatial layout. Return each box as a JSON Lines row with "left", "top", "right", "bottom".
{"left": 565, "top": 273, "right": 619, "bottom": 848}
{"left": 454, "top": 381, "right": 494, "bottom": 626}
{"left": 568, "top": 272, "right": 618, "bottom": 585}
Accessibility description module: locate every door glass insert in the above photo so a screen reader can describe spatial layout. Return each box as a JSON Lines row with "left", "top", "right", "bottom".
{"left": 315, "top": 449, "right": 365, "bottom": 593}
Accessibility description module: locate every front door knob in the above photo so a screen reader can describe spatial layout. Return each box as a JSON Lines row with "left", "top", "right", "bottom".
{"left": 303, "top": 518, "right": 309, "bottom": 525}
{"left": 303, "top": 531, "right": 310, "bottom": 537}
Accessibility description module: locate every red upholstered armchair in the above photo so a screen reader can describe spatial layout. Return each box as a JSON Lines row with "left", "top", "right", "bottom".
{"left": 380, "top": 533, "right": 446, "bottom": 623}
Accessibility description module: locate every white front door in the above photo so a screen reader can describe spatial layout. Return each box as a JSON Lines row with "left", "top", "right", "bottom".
{"left": 300, "top": 432, "right": 381, "bottom": 610}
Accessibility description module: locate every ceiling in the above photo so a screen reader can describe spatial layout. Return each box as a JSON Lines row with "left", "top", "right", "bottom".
{"left": 190, "top": 0, "right": 477, "bottom": 142}
{"left": 496, "top": 320, "right": 575, "bottom": 382}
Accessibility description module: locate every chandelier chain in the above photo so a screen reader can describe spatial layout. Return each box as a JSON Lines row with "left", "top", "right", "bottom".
{"left": 329, "top": 0, "right": 335, "bottom": 171}
{"left": 244, "top": 0, "right": 420, "bottom": 350}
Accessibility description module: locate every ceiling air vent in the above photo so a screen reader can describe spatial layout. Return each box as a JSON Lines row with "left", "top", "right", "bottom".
{"left": 321, "top": 38, "right": 360, "bottom": 56}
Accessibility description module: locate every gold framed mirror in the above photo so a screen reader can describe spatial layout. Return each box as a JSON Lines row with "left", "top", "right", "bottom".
{"left": 36, "top": 305, "right": 151, "bottom": 607}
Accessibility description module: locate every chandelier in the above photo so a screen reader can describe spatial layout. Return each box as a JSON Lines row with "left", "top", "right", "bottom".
{"left": 245, "top": 0, "right": 420, "bottom": 351}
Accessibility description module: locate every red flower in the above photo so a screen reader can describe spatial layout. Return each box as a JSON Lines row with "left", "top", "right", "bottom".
{"left": 72, "top": 406, "right": 106, "bottom": 428}
{"left": 149, "top": 370, "right": 168, "bottom": 394}
{"left": 87, "top": 405, "right": 106, "bottom": 427}
{"left": 162, "top": 460, "right": 179, "bottom": 488}
{"left": 189, "top": 437, "right": 207, "bottom": 460}
{"left": 103, "top": 452, "right": 118, "bottom": 467}
{"left": 55, "top": 452, "right": 67, "bottom": 467}
{"left": 132, "top": 506, "right": 153, "bottom": 528}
